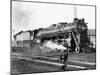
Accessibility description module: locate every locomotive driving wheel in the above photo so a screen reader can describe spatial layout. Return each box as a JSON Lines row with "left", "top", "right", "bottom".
{"left": 75, "top": 46, "right": 80, "bottom": 53}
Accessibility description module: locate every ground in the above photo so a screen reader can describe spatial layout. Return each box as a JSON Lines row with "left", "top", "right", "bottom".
{"left": 11, "top": 47, "right": 96, "bottom": 75}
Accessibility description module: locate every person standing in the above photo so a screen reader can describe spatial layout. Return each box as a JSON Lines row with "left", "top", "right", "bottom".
{"left": 65, "top": 35, "right": 72, "bottom": 52}
{"left": 60, "top": 50, "right": 68, "bottom": 71}
{"left": 60, "top": 39, "right": 68, "bottom": 71}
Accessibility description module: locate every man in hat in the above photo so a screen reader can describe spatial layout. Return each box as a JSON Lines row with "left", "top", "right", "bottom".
{"left": 60, "top": 50, "right": 68, "bottom": 71}
{"left": 60, "top": 40, "right": 68, "bottom": 71}
{"left": 60, "top": 50, "right": 68, "bottom": 64}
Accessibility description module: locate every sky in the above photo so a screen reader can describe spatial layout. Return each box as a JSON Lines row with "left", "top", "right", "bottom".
{"left": 12, "top": 1, "right": 95, "bottom": 35}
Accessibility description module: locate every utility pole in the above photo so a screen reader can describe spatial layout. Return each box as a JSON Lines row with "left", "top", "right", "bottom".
{"left": 73, "top": 5, "right": 81, "bottom": 53}
{"left": 74, "top": 5, "right": 77, "bottom": 18}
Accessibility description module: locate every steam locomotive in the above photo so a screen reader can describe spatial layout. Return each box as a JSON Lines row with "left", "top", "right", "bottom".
{"left": 13, "top": 18, "right": 89, "bottom": 53}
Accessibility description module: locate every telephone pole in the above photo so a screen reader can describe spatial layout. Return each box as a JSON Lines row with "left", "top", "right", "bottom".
{"left": 74, "top": 5, "right": 77, "bottom": 18}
